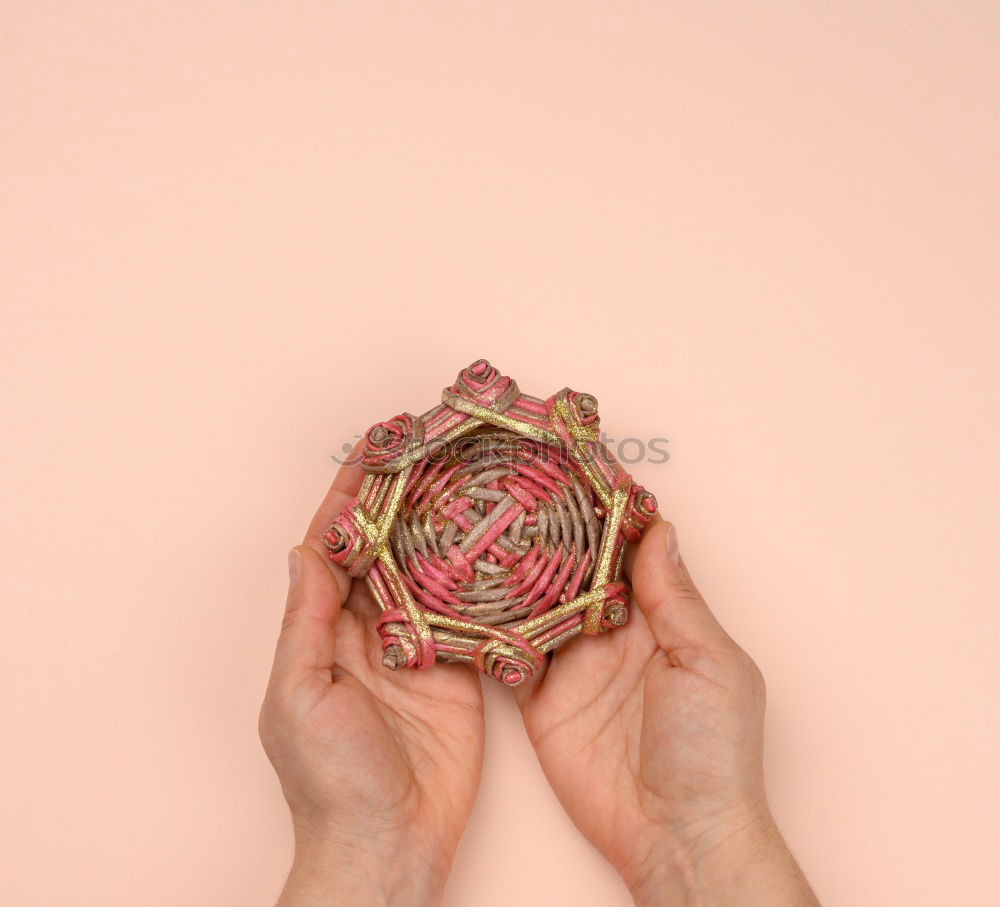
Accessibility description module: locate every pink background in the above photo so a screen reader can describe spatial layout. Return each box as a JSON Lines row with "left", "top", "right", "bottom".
{"left": 3, "top": 2, "right": 998, "bottom": 904}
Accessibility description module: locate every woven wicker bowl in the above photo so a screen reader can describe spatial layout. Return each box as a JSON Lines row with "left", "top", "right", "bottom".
{"left": 325, "top": 360, "right": 656, "bottom": 686}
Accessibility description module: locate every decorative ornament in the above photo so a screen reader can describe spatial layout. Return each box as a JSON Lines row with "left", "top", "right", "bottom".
{"left": 325, "top": 360, "right": 657, "bottom": 686}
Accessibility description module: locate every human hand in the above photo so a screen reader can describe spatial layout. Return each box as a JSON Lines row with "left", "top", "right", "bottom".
{"left": 514, "top": 516, "right": 819, "bottom": 905}
{"left": 259, "top": 455, "right": 485, "bottom": 906}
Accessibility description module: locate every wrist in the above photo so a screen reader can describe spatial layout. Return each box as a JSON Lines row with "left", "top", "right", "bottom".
{"left": 626, "top": 805, "right": 817, "bottom": 907}
{"left": 278, "top": 819, "right": 450, "bottom": 907}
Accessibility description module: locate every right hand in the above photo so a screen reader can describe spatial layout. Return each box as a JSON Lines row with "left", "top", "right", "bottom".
{"left": 514, "top": 516, "right": 819, "bottom": 905}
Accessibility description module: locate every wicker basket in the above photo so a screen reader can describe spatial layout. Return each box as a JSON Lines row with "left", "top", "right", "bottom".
{"left": 325, "top": 359, "right": 656, "bottom": 686}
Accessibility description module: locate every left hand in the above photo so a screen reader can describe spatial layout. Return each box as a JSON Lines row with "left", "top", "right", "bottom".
{"left": 259, "top": 453, "right": 485, "bottom": 906}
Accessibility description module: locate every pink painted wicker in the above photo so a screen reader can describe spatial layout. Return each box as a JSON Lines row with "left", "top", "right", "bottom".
{"left": 325, "top": 359, "right": 657, "bottom": 686}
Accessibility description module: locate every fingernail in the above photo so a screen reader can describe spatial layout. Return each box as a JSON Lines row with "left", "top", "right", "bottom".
{"left": 287, "top": 548, "right": 302, "bottom": 585}
{"left": 665, "top": 524, "right": 679, "bottom": 565}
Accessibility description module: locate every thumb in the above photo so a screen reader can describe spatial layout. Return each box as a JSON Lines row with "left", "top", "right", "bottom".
{"left": 630, "top": 520, "right": 733, "bottom": 653}
{"left": 270, "top": 545, "right": 344, "bottom": 687}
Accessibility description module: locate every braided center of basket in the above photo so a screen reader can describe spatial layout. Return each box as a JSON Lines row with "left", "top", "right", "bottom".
{"left": 391, "top": 430, "right": 605, "bottom": 651}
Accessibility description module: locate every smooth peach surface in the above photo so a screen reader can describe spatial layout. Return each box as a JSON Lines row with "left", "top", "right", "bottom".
{"left": 2, "top": 3, "right": 998, "bottom": 905}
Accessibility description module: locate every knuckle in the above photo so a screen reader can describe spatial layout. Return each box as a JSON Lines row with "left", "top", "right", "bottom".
{"left": 672, "top": 578, "right": 703, "bottom": 605}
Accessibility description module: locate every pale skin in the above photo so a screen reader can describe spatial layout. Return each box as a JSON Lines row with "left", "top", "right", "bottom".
{"left": 259, "top": 453, "right": 820, "bottom": 905}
